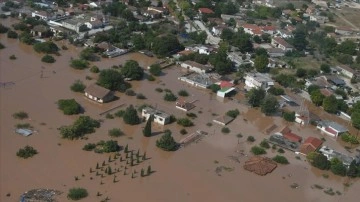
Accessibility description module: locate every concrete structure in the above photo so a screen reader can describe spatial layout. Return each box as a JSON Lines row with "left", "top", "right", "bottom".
{"left": 176, "top": 100, "right": 195, "bottom": 111}
{"left": 319, "top": 146, "right": 354, "bottom": 167}
{"left": 310, "top": 15, "right": 328, "bottom": 24}
{"left": 84, "top": 84, "right": 114, "bottom": 103}
{"left": 62, "top": 18, "right": 85, "bottom": 33}
{"left": 32, "top": 11, "right": 49, "bottom": 21}
{"left": 316, "top": 120, "right": 348, "bottom": 138}
{"left": 141, "top": 107, "right": 170, "bottom": 125}
{"left": 217, "top": 87, "right": 235, "bottom": 98}
{"left": 180, "top": 61, "right": 213, "bottom": 74}
{"left": 244, "top": 73, "right": 274, "bottom": 90}
{"left": 336, "top": 64, "right": 356, "bottom": 78}
{"left": 31, "top": 25, "right": 50, "bottom": 38}
{"left": 335, "top": 27, "right": 353, "bottom": 36}
{"left": 213, "top": 115, "right": 234, "bottom": 126}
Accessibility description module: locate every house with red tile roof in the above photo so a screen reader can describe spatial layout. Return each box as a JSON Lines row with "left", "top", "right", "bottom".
{"left": 298, "top": 137, "right": 323, "bottom": 155}
{"left": 279, "top": 126, "right": 302, "bottom": 143}
{"left": 242, "top": 24, "right": 262, "bottom": 36}
{"left": 261, "top": 25, "right": 276, "bottom": 35}
{"left": 198, "top": 8, "right": 214, "bottom": 14}
{"left": 316, "top": 120, "right": 348, "bottom": 138}
{"left": 271, "top": 37, "right": 294, "bottom": 52}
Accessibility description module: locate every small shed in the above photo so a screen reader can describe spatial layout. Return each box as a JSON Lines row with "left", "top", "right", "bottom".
{"left": 15, "top": 128, "right": 33, "bottom": 137}
{"left": 217, "top": 87, "right": 235, "bottom": 98}
{"left": 84, "top": 84, "right": 114, "bottom": 103}
{"left": 213, "top": 115, "right": 234, "bottom": 126}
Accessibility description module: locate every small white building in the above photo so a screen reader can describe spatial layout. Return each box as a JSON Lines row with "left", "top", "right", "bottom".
{"left": 316, "top": 120, "right": 348, "bottom": 138}
{"left": 271, "top": 37, "right": 294, "bottom": 52}
{"left": 244, "top": 73, "right": 274, "bottom": 90}
{"left": 319, "top": 146, "right": 354, "bottom": 167}
{"left": 141, "top": 107, "right": 170, "bottom": 125}
{"left": 32, "top": 11, "right": 49, "bottom": 21}
{"left": 336, "top": 64, "right": 356, "bottom": 79}
{"left": 180, "top": 61, "right": 213, "bottom": 74}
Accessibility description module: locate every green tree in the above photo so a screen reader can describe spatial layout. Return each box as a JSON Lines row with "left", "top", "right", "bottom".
{"left": 121, "top": 60, "right": 144, "bottom": 80}
{"left": 320, "top": 64, "right": 331, "bottom": 73}
{"left": 164, "top": 92, "right": 177, "bottom": 101}
{"left": 254, "top": 55, "right": 269, "bottom": 73}
{"left": 70, "top": 80, "right": 86, "bottom": 93}
{"left": 209, "top": 43, "right": 233, "bottom": 75}
{"left": 41, "top": 55, "right": 56, "bottom": 63}
{"left": 337, "top": 40, "right": 357, "bottom": 55}
{"left": 108, "top": 128, "right": 124, "bottom": 137}
{"left": 33, "top": 41, "right": 59, "bottom": 54}
{"left": 261, "top": 95, "right": 279, "bottom": 115}
{"left": 296, "top": 68, "right": 307, "bottom": 78}
{"left": 123, "top": 105, "right": 140, "bottom": 125}
{"left": 152, "top": 34, "right": 181, "bottom": 57}
{"left": 102, "top": 140, "right": 120, "bottom": 153}
{"left": 149, "top": 64, "right": 162, "bottom": 76}
{"left": 267, "top": 86, "right": 285, "bottom": 95}
{"left": 220, "top": 28, "right": 234, "bottom": 41}
{"left": 80, "top": 47, "right": 99, "bottom": 61}
{"left": 7, "top": 30, "right": 18, "bottom": 38}
{"left": 283, "top": 111, "right": 295, "bottom": 122}
{"left": 70, "top": 59, "right": 89, "bottom": 70}
{"left": 226, "top": 109, "right": 240, "bottom": 118}
{"left": 143, "top": 115, "right": 152, "bottom": 137}
{"left": 330, "top": 158, "right": 347, "bottom": 176}
{"left": 272, "top": 155, "right": 289, "bottom": 164}
{"left": 251, "top": 146, "right": 267, "bottom": 155}
{"left": 307, "top": 85, "right": 320, "bottom": 94}
{"left": 310, "top": 89, "right": 325, "bottom": 106}
{"left": 291, "top": 26, "right": 308, "bottom": 51}
{"left": 322, "top": 95, "right": 338, "bottom": 113}
{"left": 59, "top": 116, "right": 100, "bottom": 140}
{"left": 156, "top": 130, "right": 178, "bottom": 151}
{"left": 347, "top": 160, "right": 359, "bottom": 178}
{"left": 57, "top": 99, "right": 81, "bottom": 115}
{"left": 351, "top": 111, "right": 360, "bottom": 129}
{"left": 97, "top": 69, "right": 124, "bottom": 91}
{"left": 0, "top": 23, "right": 9, "bottom": 33}
{"left": 67, "top": 188, "right": 88, "bottom": 201}
{"left": 247, "top": 88, "right": 266, "bottom": 107}
{"left": 311, "top": 153, "right": 330, "bottom": 170}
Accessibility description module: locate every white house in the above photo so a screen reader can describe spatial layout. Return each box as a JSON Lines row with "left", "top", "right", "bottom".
{"left": 319, "top": 146, "right": 354, "bottom": 167}
{"left": 32, "top": 11, "right": 49, "bottom": 21}
{"left": 212, "top": 25, "right": 227, "bottom": 36}
{"left": 335, "top": 27, "right": 353, "bottom": 36}
{"left": 141, "top": 107, "right": 170, "bottom": 125}
{"left": 244, "top": 73, "right": 274, "bottom": 90}
{"left": 336, "top": 64, "right": 356, "bottom": 79}
{"left": 271, "top": 37, "right": 294, "bottom": 52}
{"left": 84, "top": 84, "right": 114, "bottom": 103}
{"left": 85, "top": 20, "right": 103, "bottom": 29}
{"left": 180, "top": 61, "right": 213, "bottom": 73}
{"left": 316, "top": 120, "right": 348, "bottom": 138}
{"left": 309, "top": 15, "right": 328, "bottom": 24}
{"left": 242, "top": 24, "right": 262, "bottom": 36}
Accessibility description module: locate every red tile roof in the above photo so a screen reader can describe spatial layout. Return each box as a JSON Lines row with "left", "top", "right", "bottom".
{"left": 325, "top": 127, "right": 337, "bottom": 135}
{"left": 220, "top": 81, "right": 234, "bottom": 88}
{"left": 319, "top": 88, "right": 333, "bottom": 97}
{"left": 299, "top": 137, "right": 322, "bottom": 155}
{"left": 261, "top": 26, "right": 276, "bottom": 31}
{"left": 199, "top": 8, "right": 214, "bottom": 14}
{"left": 242, "top": 24, "right": 260, "bottom": 30}
{"left": 283, "top": 132, "right": 302, "bottom": 143}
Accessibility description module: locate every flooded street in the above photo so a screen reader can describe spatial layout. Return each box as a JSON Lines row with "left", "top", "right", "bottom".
{"left": 1, "top": 17, "right": 360, "bottom": 202}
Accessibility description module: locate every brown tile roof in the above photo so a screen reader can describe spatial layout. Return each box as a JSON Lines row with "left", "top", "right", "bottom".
{"left": 85, "top": 84, "right": 111, "bottom": 98}
{"left": 280, "top": 126, "right": 302, "bottom": 142}
{"left": 198, "top": 8, "right": 214, "bottom": 14}
{"left": 244, "top": 156, "right": 277, "bottom": 176}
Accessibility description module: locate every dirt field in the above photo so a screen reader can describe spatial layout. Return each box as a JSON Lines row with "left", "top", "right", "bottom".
{"left": 1, "top": 18, "right": 360, "bottom": 202}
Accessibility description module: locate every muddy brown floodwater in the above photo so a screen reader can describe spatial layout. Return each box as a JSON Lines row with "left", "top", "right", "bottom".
{"left": 1, "top": 18, "right": 360, "bottom": 202}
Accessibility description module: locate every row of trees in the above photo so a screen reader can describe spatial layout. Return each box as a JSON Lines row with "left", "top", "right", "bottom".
{"left": 246, "top": 88, "right": 279, "bottom": 116}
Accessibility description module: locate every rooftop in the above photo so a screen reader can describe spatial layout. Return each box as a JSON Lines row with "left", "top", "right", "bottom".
{"left": 244, "top": 156, "right": 277, "bottom": 176}
{"left": 299, "top": 137, "right": 322, "bottom": 155}
{"left": 318, "top": 120, "right": 348, "bottom": 133}
{"left": 85, "top": 84, "right": 112, "bottom": 98}
{"left": 142, "top": 107, "right": 170, "bottom": 118}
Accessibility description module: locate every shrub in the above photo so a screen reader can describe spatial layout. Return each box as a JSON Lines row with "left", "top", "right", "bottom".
{"left": 90, "top": 66, "right": 100, "bottom": 73}
{"left": 272, "top": 155, "right": 289, "bottom": 164}
{"left": 7, "top": 30, "right": 18, "bottom": 38}
{"left": 123, "top": 105, "right": 141, "bottom": 125}
{"left": 108, "top": 128, "right": 124, "bottom": 137}
{"left": 208, "top": 84, "right": 220, "bottom": 93}
{"left": 125, "top": 89, "right": 136, "bottom": 96}
{"left": 59, "top": 116, "right": 100, "bottom": 140}
{"left": 277, "top": 148, "right": 285, "bottom": 153}
{"left": 221, "top": 127, "right": 230, "bottom": 134}
{"left": 260, "top": 139, "right": 270, "bottom": 149}
{"left": 251, "top": 146, "right": 266, "bottom": 155}
{"left": 149, "top": 64, "right": 162, "bottom": 76}
{"left": 186, "top": 112, "right": 197, "bottom": 118}
{"left": 0, "top": 23, "right": 9, "bottom": 33}
{"left": 283, "top": 111, "right": 295, "bottom": 122}
{"left": 67, "top": 188, "right": 88, "bottom": 201}
{"left": 83, "top": 143, "right": 96, "bottom": 151}
{"left": 164, "top": 92, "right": 177, "bottom": 101}
{"left": 267, "top": 86, "right": 285, "bottom": 96}
{"left": 341, "top": 133, "right": 359, "bottom": 144}
{"left": 247, "top": 136, "right": 255, "bottom": 142}
{"left": 58, "top": 99, "right": 81, "bottom": 115}
{"left": 70, "top": 59, "right": 89, "bottom": 70}
{"left": 9, "top": 55, "right": 16, "bottom": 60}
{"left": 180, "top": 128, "right": 188, "bottom": 135}
{"left": 156, "top": 130, "right": 178, "bottom": 151}
{"left": 177, "top": 118, "right": 194, "bottom": 127}
{"left": 178, "top": 90, "right": 189, "bottom": 97}
{"left": 15, "top": 123, "right": 33, "bottom": 129}
{"left": 33, "top": 41, "right": 59, "bottom": 54}
{"left": 70, "top": 80, "right": 86, "bottom": 93}
{"left": 155, "top": 88, "right": 163, "bottom": 92}
{"left": 16, "top": 145, "right": 38, "bottom": 159}
{"left": 114, "top": 110, "right": 125, "bottom": 117}
{"left": 96, "top": 140, "right": 120, "bottom": 153}
{"left": 148, "top": 75, "right": 155, "bottom": 81}
{"left": 105, "top": 113, "right": 114, "bottom": 119}
{"left": 41, "top": 54, "right": 55, "bottom": 63}
{"left": 13, "top": 111, "right": 28, "bottom": 120}
{"left": 0, "top": 42, "right": 5, "bottom": 49}
{"left": 136, "top": 93, "right": 146, "bottom": 99}
{"left": 226, "top": 109, "right": 240, "bottom": 118}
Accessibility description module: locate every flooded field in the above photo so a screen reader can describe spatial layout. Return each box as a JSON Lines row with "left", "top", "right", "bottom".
{"left": 1, "top": 18, "right": 360, "bottom": 202}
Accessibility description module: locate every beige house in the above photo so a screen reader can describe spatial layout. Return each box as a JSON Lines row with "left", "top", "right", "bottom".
{"left": 84, "top": 84, "right": 114, "bottom": 103}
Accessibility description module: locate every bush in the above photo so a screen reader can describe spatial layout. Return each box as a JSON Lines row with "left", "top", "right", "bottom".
{"left": 251, "top": 146, "right": 267, "bottom": 155}
{"left": 208, "top": 84, "right": 220, "bottom": 93}
{"left": 180, "top": 128, "right": 188, "bottom": 135}
{"left": 105, "top": 113, "right": 114, "bottom": 119}
{"left": 70, "top": 80, "right": 86, "bottom": 93}
{"left": 0, "top": 23, "right": 9, "bottom": 33}
{"left": 59, "top": 116, "right": 100, "bottom": 140}
{"left": 58, "top": 99, "right": 81, "bottom": 115}
{"left": 125, "top": 89, "right": 136, "bottom": 96}
{"left": 95, "top": 140, "right": 120, "bottom": 153}
{"left": 221, "top": 127, "right": 230, "bottom": 134}
{"left": 277, "top": 148, "right": 285, "bottom": 153}
{"left": 70, "top": 59, "right": 89, "bottom": 70}
{"left": 13, "top": 111, "right": 28, "bottom": 120}
{"left": 247, "top": 136, "right": 255, "bottom": 142}
{"left": 186, "top": 112, "right": 197, "bottom": 118}
{"left": 267, "top": 86, "right": 285, "bottom": 95}
{"left": 177, "top": 118, "right": 194, "bottom": 127}
{"left": 155, "top": 88, "right": 163, "bottom": 92}
{"left": 7, "top": 30, "right": 18, "bottom": 38}
{"left": 16, "top": 145, "right": 38, "bottom": 159}
{"left": 33, "top": 41, "right": 59, "bottom": 54}
{"left": 90, "top": 66, "right": 100, "bottom": 73}
{"left": 260, "top": 139, "right": 270, "bottom": 149}
{"left": 148, "top": 75, "right": 155, "bottom": 81}
{"left": 83, "top": 143, "right": 96, "bottom": 151}
{"left": 9, "top": 55, "right": 16, "bottom": 60}
{"left": 164, "top": 92, "right": 177, "bottom": 101}
{"left": 341, "top": 133, "right": 359, "bottom": 144}
{"left": 41, "top": 54, "right": 56, "bottom": 63}
{"left": 272, "top": 155, "right": 289, "bottom": 164}
{"left": 283, "top": 111, "right": 295, "bottom": 122}
{"left": 226, "top": 109, "right": 240, "bottom": 118}
{"left": 178, "top": 90, "right": 189, "bottom": 97}
{"left": 114, "top": 110, "right": 125, "bottom": 117}
{"left": 0, "top": 42, "right": 5, "bottom": 49}
{"left": 108, "top": 128, "right": 124, "bottom": 137}
{"left": 149, "top": 64, "right": 162, "bottom": 76}
{"left": 136, "top": 93, "right": 146, "bottom": 99}
{"left": 123, "top": 105, "right": 141, "bottom": 125}
{"left": 67, "top": 188, "right": 88, "bottom": 201}
{"left": 156, "top": 130, "right": 178, "bottom": 151}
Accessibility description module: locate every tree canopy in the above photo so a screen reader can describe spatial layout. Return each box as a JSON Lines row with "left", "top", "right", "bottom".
{"left": 57, "top": 99, "right": 81, "bottom": 115}
{"left": 59, "top": 116, "right": 100, "bottom": 140}
{"left": 123, "top": 105, "right": 141, "bottom": 125}
{"left": 33, "top": 41, "right": 59, "bottom": 54}
{"left": 246, "top": 88, "right": 265, "bottom": 107}
{"left": 156, "top": 130, "right": 178, "bottom": 151}
{"left": 254, "top": 55, "right": 269, "bottom": 73}
{"left": 97, "top": 69, "right": 124, "bottom": 91}
{"left": 260, "top": 95, "right": 279, "bottom": 115}
{"left": 121, "top": 60, "right": 144, "bottom": 80}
